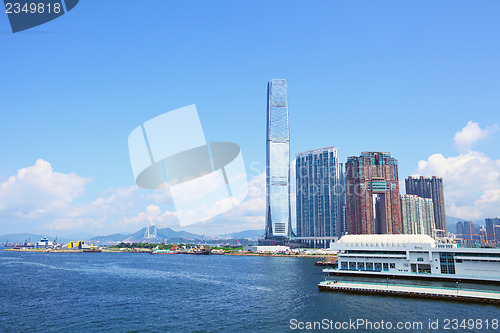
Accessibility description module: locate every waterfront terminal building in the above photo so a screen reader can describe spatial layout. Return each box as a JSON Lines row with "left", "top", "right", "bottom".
{"left": 326, "top": 234, "right": 500, "bottom": 283}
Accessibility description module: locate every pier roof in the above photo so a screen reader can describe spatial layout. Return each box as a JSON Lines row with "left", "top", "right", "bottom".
{"left": 338, "top": 234, "right": 435, "bottom": 248}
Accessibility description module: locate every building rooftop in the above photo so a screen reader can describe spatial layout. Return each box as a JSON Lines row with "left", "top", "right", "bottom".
{"left": 338, "top": 234, "right": 436, "bottom": 247}
{"left": 296, "top": 146, "right": 337, "bottom": 157}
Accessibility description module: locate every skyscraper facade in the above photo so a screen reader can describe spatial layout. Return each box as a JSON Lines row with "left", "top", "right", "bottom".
{"left": 400, "top": 194, "right": 435, "bottom": 237}
{"left": 296, "top": 147, "right": 340, "bottom": 245}
{"left": 345, "top": 152, "right": 402, "bottom": 235}
{"left": 461, "top": 221, "right": 475, "bottom": 240}
{"left": 265, "top": 79, "right": 291, "bottom": 239}
{"left": 456, "top": 221, "right": 464, "bottom": 237}
{"left": 406, "top": 176, "right": 447, "bottom": 233}
{"left": 485, "top": 217, "right": 500, "bottom": 241}
{"left": 339, "top": 163, "right": 347, "bottom": 235}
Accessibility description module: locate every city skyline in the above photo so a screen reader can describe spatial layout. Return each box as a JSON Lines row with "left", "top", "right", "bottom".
{"left": 1, "top": 1, "right": 499, "bottom": 236}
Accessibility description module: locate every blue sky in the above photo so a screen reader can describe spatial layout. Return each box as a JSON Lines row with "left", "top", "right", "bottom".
{"left": 1, "top": 1, "right": 499, "bottom": 236}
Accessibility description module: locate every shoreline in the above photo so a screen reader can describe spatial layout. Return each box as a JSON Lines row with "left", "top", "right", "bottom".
{"left": 2, "top": 248, "right": 331, "bottom": 258}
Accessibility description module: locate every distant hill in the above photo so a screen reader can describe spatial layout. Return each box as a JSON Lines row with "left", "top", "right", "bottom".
{"left": 128, "top": 227, "right": 201, "bottom": 240}
{"left": 3, "top": 228, "right": 265, "bottom": 244}
{"left": 91, "top": 233, "right": 130, "bottom": 242}
{"left": 220, "top": 229, "right": 265, "bottom": 239}
{"left": 0, "top": 233, "right": 59, "bottom": 244}
{"left": 446, "top": 216, "right": 485, "bottom": 234}
{"left": 90, "top": 227, "right": 202, "bottom": 242}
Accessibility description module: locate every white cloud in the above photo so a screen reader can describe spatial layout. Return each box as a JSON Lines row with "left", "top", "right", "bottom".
{"left": 121, "top": 204, "right": 179, "bottom": 228}
{"left": 453, "top": 121, "right": 497, "bottom": 152}
{"left": 207, "top": 160, "right": 297, "bottom": 234}
{"left": 0, "top": 159, "right": 173, "bottom": 233}
{"left": 0, "top": 159, "right": 90, "bottom": 219}
{"left": 170, "top": 172, "right": 267, "bottom": 235}
{"left": 416, "top": 123, "right": 500, "bottom": 220}
{"left": 221, "top": 172, "right": 266, "bottom": 228}
{"left": 0, "top": 159, "right": 292, "bottom": 236}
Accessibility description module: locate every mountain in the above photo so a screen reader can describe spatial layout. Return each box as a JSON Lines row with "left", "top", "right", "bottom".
{"left": 91, "top": 233, "right": 130, "bottom": 242}
{"left": 0, "top": 233, "right": 58, "bottom": 244}
{"left": 446, "top": 216, "right": 485, "bottom": 233}
{"left": 3, "top": 228, "right": 263, "bottom": 244}
{"left": 219, "top": 229, "right": 265, "bottom": 239}
{"left": 90, "top": 227, "right": 202, "bottom": 242}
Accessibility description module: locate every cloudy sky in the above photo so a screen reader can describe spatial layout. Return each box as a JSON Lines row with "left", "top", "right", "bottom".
{"left": 0, "top": 1, "right": 499, "bottom": 236}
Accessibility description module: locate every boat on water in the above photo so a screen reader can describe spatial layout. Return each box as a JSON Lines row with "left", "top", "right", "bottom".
{"left": 315, "top": 256, "right": 338, "bottom": 267}
{"left": 83, "top": 248, "right": 102, "bottom": 253}
{"left": 3, "top": 240, "right": 15, "bottom": 248}
{"left": 150, "top": 245, "right": 178, "bottom": 254}
{"left": 150, "top": 249, "right": 178, "bottom": 254}
{"left": 186, "top": 249, "right": 210, "bottom": 255}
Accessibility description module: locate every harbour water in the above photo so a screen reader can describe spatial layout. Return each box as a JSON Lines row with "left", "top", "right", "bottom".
{"left": 1, "top": 250, "right": 498, "bottom": 332}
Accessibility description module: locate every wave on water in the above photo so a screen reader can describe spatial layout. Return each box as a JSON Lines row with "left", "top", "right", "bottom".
{"left": 80, "top": 264, "right": 272, "bottom": 292}
{"left": 1, "top": 260, "right": 80, "bottom": 272}
{"left": 0, "top": 257, "right": 22, "bottom": 260}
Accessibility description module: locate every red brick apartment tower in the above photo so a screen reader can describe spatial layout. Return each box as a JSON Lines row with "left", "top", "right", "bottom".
{"left": 345, "top": 152, "right": 402, "bottom": 235}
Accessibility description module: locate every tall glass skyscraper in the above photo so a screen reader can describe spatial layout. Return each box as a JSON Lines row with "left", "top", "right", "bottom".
{"left": 296, "top": 146, "right": 340, "bottom": 246}
{"left": 265, "top": 79, "right": 291, "bottom": 239}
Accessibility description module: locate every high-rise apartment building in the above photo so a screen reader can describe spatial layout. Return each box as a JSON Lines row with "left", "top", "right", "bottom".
{"left": 461, "top": 221, "right": 475, "bottom": 240}
{"left": 486, "top": 217, "right": 500, "bottom": 241}
{"left": 339, "top": 163, "right": 347, "bottom": 235}
{"left": 456, "top": 221, "right": 464, "bottom": 237}
{"left": 345, "top": 152, "right": 402, "bottom": 235}
{"left": 406, "top": 176, "right": 446, "bottom": 233}
{"left": 400, "top": 194, "right": 435, "bottom": 237}
{"left": 265, "top": 79, "right": 291, "bottom": 239}
{"left": 296, "top": 147, "right": 340, "bottom": 245}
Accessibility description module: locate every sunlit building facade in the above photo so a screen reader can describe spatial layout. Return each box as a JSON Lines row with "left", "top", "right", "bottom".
{"left": 345, "top": 152, "right": 402, "bottom": 235}
{"left": 406, "top": 176, "right": 446, "bottom": 233}
{"left": 296, "top": 146, "right": 340, "bottom": 246}
{"left": 265, "top": 79, "right": 291, "bottom": 239}
{"left": 400, "top": 194, "right": 435, "bottom": 237}
{"left": 486, "top": 217, "right": 500, "bottom": 242}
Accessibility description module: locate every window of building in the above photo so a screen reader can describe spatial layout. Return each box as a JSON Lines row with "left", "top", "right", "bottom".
{"left": 439, "top": 252, "right": 456, "bottom": 275}
{"left": 341, "top": 262, "right": 347, "bottom": 270}
{"left": 383, "top": 263, "right": 389, "bottom": 271}
{"left": 390, "top": 263, "right": 395, "bottom": 269}
{"left": 374, "top": 263, "right": 382, "bottom": 271}
{"left": 417, "top": 257, "right": 423, "bottom": 262}
{"left": 366, "top": 263, "right": 373, "bottom": 271}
